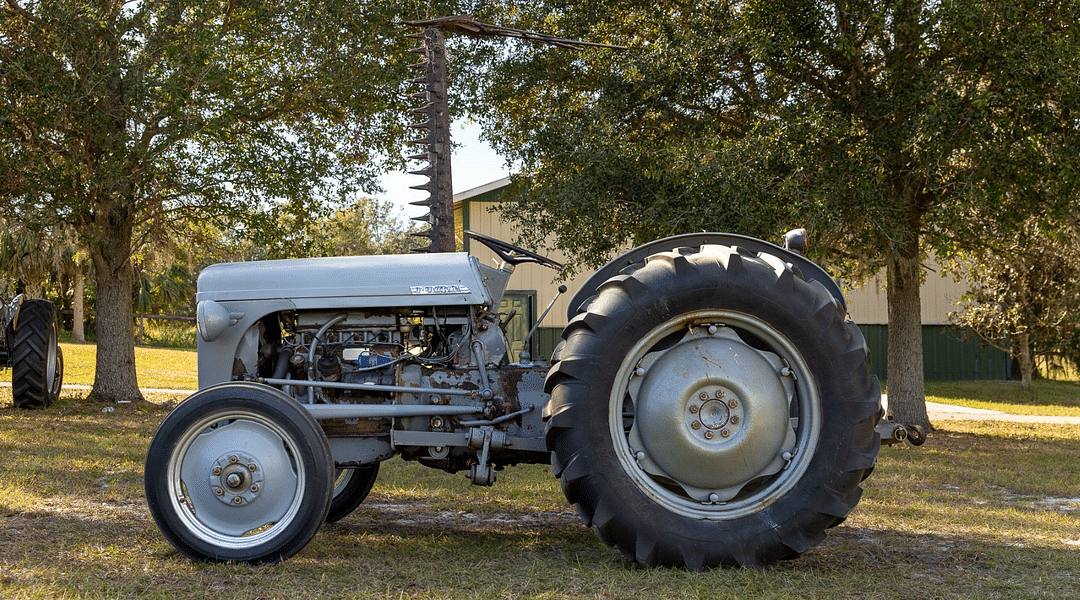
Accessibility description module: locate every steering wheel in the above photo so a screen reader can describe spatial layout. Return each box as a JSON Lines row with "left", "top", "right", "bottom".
{"left": 465, "top": 230, "right": 563, "bottom": 271}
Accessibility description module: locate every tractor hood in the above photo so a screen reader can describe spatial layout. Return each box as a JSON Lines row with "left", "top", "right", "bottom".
{"left": 196, "top": 253, "right": 507, "bottom": 309}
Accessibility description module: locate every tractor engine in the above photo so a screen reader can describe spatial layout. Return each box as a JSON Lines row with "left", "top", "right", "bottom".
{"left": 191, "top": 251, "right": 549, "bottom": 482}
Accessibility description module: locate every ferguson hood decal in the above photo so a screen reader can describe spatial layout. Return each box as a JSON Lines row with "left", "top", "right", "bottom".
{"left": 410, "top": 285, "right": 471, "bottom": 295}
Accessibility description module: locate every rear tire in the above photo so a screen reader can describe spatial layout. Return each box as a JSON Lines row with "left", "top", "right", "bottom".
{"left": 12, "top": 299, "right": 64, "bottom": 409}
{"left": 544, "top": 244, "right": 880, "bottom": 569}
{"left": 144, "top": 383, "right": 334, "bottom": 564}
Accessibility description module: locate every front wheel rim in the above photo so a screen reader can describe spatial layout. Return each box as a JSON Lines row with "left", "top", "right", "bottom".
{"left": 166, "top": 409, "right": 308, "bottom": 550}
{"left": 610, "top": 309, "right": 822, "bottom": 520}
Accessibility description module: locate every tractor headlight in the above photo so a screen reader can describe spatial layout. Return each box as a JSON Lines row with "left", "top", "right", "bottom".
{"left": 196, "top": 300, "right": 234, "bottom": 343}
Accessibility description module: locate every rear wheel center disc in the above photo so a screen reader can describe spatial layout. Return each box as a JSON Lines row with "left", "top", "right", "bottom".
{"left": 632, "top": 326, "right": 790, "bottom": 492}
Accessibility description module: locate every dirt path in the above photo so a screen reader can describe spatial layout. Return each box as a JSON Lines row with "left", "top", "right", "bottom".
{"left": 0, "top": 382, "right": 191, "bottom": 396}
{"left": 885, "top": 395, "right": 1080, "bottom": 425}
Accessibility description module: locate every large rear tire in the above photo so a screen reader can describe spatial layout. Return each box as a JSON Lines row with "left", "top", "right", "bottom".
{"left": 12, "top": 299, "right": 64, "bottom": 409}
{"left": 144, "top": 383, "right": 334, "bottom": 564}
{"left": 544, "top": 244, "right": 880, "bottom": 569}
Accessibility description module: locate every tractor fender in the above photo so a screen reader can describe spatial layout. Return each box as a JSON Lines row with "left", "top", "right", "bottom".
{"left": 566, "top": 232, "right": 846, "bottom": 322}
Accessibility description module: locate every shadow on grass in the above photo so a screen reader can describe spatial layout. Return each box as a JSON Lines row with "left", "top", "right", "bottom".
{"left": 6, "top": 502, "right": 1077, "bottom": 599}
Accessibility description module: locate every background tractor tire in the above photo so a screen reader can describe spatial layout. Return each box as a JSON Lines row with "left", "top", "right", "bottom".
{"left": 144, "top": 382, "right": 334, "bottom": 564}
{"left": 326, "top": 465, "right": 379, "bottom": 523}
{"left": 12, "top": 299, "right": 64, "bottom": 409}
{"left": 544, "top": 244, "right": 880, "bottom": 570}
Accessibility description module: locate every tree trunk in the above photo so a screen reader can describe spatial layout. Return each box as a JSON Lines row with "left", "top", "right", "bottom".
{"left": 1015, "top": 331, "right": 1033, "bottom": 391}
{"left": 72, "top": 269, "right": 86, "bottom": 343}
{"left": 87, "top": 200, "right": 143, "bottom": 403}
{"left": 885, "top": 246, "right": 932, "bottom": 431}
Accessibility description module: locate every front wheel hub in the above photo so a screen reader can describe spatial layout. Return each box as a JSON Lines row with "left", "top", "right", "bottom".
{"left": 628, "top": 325, "right": 796, "bottom": 502}
{"left": 210, "top": 452, "right": 264, "bottom": 506}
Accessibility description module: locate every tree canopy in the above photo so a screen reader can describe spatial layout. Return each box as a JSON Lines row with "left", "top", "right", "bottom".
{"left": 459, "top": 0, "right": 1080, "bottom": 429}
{"left": 1, "top": 0, "right": 447, "bottom": 400}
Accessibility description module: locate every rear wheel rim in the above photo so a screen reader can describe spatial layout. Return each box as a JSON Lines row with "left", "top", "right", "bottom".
{"left": 609, "top": 309, "right": 822, "bottom": 520}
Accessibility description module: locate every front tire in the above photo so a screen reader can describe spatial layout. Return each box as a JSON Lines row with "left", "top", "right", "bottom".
{"left": 144, "top": 383, "right": 334, "bottom": 564}
{"left": 544, "top": 244, "right": 880, "bottom": 569}
{"left": 12, "top": 299, "right": 64, "bottom": 409}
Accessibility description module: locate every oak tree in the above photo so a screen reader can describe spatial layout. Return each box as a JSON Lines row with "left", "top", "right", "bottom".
{"left": 460, "top": 0, "right": 1080, "bottom": 429}
{"left": 1, "top": 0, "right": 439, "bottom": 400}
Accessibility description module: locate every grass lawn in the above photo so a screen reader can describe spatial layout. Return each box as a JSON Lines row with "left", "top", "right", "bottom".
{"left": 58, "top": 342, "right": 198, "bottom": 392}
{"left": 0, "top": 345, "right": 1078, "bottom": 598}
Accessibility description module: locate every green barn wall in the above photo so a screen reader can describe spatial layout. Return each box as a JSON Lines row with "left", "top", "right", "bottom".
{"left": 858, "top": 324, "right": 1010, "bottom": 381}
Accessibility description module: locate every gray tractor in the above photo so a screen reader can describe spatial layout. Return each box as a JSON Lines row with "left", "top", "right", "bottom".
{"left": 144, "top": 17, "right": 912, "bottom": 570}
{"left": 1, "top": 294, "right": 64, "bottom": 409}
{"left": 144, "top": 229, "right": 902, "bottom": 569}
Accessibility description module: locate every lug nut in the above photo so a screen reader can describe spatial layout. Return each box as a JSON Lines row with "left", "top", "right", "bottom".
{"left": 213, "top": 486, "right": 224, "bottom": 496}
{"left": 728, "top": 400, "right": 738, "bottom": 409}
{"left": 731, "top": 416, "right": 740, "bottom": 425}
{"left": 248, "top": 463, "right": 258, "bottom": 472}
{"left": 232, "top": 496, "right": 243, "bottom": 505}
{"left": 250, "top": 484, "right": 260, "bottom": 493}
{"left": 689, "top": 405, "right": 699, "bottom": 414}
{"left": 704, "top": 430, "right": 714, "bottom": 440}
{"left": 691, "top": 421, "right": 701, "bottom": 430}
{"left": 715, "top": 389, "right": 725, "bottom": 398}
{"left": 698, "top": 392, "right": 708, "bottom": 400}
{"left": 721, "top": 430, "right": 730, "bottom": 438}
{"left": 228, "top": 455, "right": 238, "bottom": 464}
{"left": 212, "top": 467, "right": 222, "bottom": 476}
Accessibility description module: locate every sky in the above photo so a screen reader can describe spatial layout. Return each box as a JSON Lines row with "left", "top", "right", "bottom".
{"left": 377, "top": 120, "right": 511, "bottom": 224}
